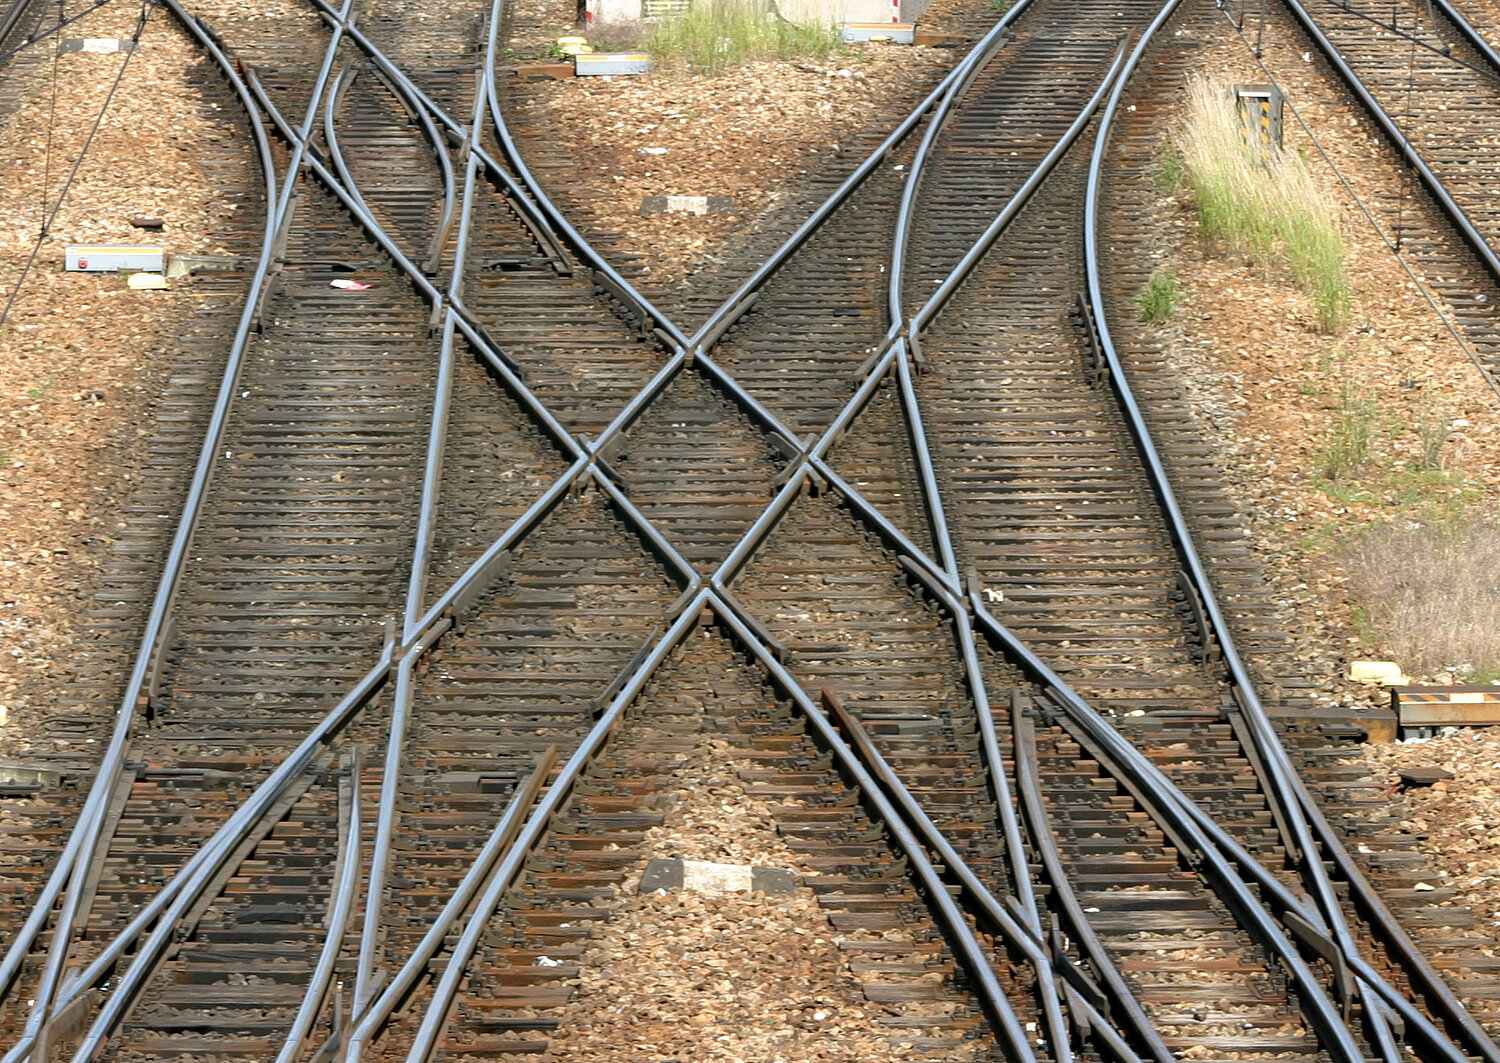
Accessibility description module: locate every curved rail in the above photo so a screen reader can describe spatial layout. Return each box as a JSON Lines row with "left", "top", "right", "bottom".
{"left": 0, "top": 0, "right": 285, "bottom": 1051}
{"left": 688, "top": 0, "right": 1039, "bottom": 347}
{"left": 1084, "top": 7, "right": 1500, "bottom": 1062}
{"left": 876, "top": 35, "right": 1134, "bottom": 1063}
{"left": 481, "top": 0, "right": 688, "bottom": 349}
{"left": 12, "top": 0, "right": 1477, "bottom": 1057}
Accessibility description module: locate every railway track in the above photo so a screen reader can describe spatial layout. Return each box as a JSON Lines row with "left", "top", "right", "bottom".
{"left": 1216, "top": 0, "right": 1500, "bottom": 384}
{"left": 0, "top": 0, "right": 1499, "bottom": 1060}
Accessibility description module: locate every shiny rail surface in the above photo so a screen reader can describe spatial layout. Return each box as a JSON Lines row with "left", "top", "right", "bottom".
{"left": 0, "top": 0, "right": 1498, "bottom": 1061}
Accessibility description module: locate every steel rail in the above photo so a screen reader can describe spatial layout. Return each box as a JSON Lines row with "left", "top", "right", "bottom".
{"left": 1426, "top": 0, "right": 1500, "bottom": 73}
{"left": 0, "top": 0, "right": 34, "bottom": 47}
{"left": 324, "top": 63, "right": 379, "bottom": 227}
{"left": 238, "top": 60, "right": 711, "bottom": 1030}
{"left": 1310, "top": 0, "right": 1500, "bottom": 84}
{"left": 1045, "top": 689, "right": 1472, "bottom": 1063}
{"left": 479, "top": 2, "right": 692, "bottom": 347}
{"left": 349, "top": 18, "right": 500, "bottom": 1013}
{"left": 1084, "top": 8, "right": 1500, "bottom": 1061}
{"left": 253, "top": 34, "right": 662, "bottom": 468}
{"left": 352, "top": 653, "right": 419, "bottom": 1014}
{"left": 225, "top": 72, "right": 465, "bottom": 1019}
{"left": 708, "top": 594, "right": 1041, "bottom": 1063}
{"left": 1279, "top": 0, "right": 1500, "bottom": 286}
{"left": 0, "top": 3, "right": 540, "bottom": 1047}
{"left": 37, "top": 449, "right": 589, "bottom": 1035}
{"left": 6, "top": 13, "right": 616, "bottom": 1034}
{"left": 368, "top": 60, "right": 460, "bottom": 274}
{"left": 907, "top": 42, "right": 1123, "bottom": 334}
{"left": 47, "top": 626, "right": 437, "bottom": 1063}
{"left": 244, "top": 66, "right": 444, "bottom": 306}
{"left": 483, "top": 0, "right": 678, "bottom": 347}
{"left": 0, "top": 0, "right": 283, "bottom": 1038}
{"left": 826, "top": 692, "right": 1163, "bottom": 1063}
{"left": 126, "top": 6, "right": 1500, "bottom": 1055}
{"left": 274, "top": 749, "right": 364, "bottom": 1063}
{"left": 1170, "top": 796, "right": 1484, "bottom": 1063}
{"left": 971, "top": 581, "right": 1484, "bottom": 1063}
{"left": 879, "top": 53, "right": 1134, "bottom": 1063}
{"left": 303, "top": 0, "right": 572, "bottom": 273}
{"left": 392, "top": 602, "right": 709, "bottom": 1063}
{"left": 0, "top": 10, "right": 1314, "bottom": 1061}
{"left": 340, "top": 747, "right": 558, "bottom": 1063}
{"left": 1081, "top": 4, "right": 1390, "bottom": 1054}
{"left": 325, "top": 50, "right": 1133, "bottom": 1041}
{"left": 689, "top": 0, "right": 1038, "bottom": 349}
{"left": 1009, "top": 707, "right": 1175, "bottom": 1063}
{"left": 249, "top": 56, "right": 615, "bottom": 474}
{"left": 1088, "top": 0, "right": 1340, "bottom": 922}
{"left": 967, "top": 599, "right": 1368, "bottom": 1063}
{"left": 322, "top": 61, "right": 459, "bottom": 275}
{"left": 348, "top": 95, "right": 474, "bottom": 1018}
{"left": 4, "top": 646, "right": 397, "bottom": 1059}
{"left": 667, "top": 294, "right": 1380, "bottom": 1063}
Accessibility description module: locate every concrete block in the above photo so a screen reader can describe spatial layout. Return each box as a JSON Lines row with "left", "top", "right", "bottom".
{"left": 60, "top": 38, "right": 136, "bottom": 54}
{"left": 1348, "top": 660, "right": 1409, "bottom": 685}
{"left": 0, "top": 761, "right": 63, "bottom": 791}
{"left": 640, "top": 858, "right": 798, "bottom": 896}
{"left": 167, "top": 254, "right": 242, "bottom": 278}
{"left": 639, "top": 195, "right": 733, "bottom": 215}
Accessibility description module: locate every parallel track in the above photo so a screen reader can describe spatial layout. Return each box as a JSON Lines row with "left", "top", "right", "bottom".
{"left": 0, "top": 0, "right": 1498, "bottom": 1061}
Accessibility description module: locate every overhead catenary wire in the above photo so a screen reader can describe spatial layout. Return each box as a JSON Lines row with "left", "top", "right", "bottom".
{"left": 0, "top": 0, "right": 118, "bottom": 65}
{"left": 1220, "top": 7, "right": 1500, "bottom": 400}
{"left": 39, "top": 0, "right": 63, "bottom": 224}
{"left": 0, "top": 0, "right": 151, "bottom": 330}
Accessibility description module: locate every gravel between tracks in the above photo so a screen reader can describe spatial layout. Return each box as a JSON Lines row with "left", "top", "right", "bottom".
{"left": 1359, "top": 727, "right": 1500, "bottom": 935}
{"left": 505, "top": 0, "right": 959, "bottom": 291}
{"left": 515, "top": 48, "right": 954, "bottom": 293}
{"left": 1127, "top": 6, "right": 1500, "bottom": 939}
{"left": 1132, "top": 14, "right": 1500, "bottom": 709}
{"left": 0, "top": 4, "right": 249, "bottom": 752}
{"left": 547, "top": 735, "right": 977, "bottom": 1063}
{"left": 3, "top": 0, "right": 1498, "bottom": 1045}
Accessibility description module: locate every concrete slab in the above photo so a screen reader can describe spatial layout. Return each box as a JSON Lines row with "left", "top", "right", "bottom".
{"left": 639, "top": 857, "right": 798, "bottom": 896}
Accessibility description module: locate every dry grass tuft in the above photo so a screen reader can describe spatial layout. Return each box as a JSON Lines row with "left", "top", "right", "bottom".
{"left": 1176, "top": 78, "right": 1351, "bottom": 332}
{"left": 1343, "top": 520, "right": 1500, "bottom": 679}
{"left": 617, "top": 1, "right": 843, "bottom": 74}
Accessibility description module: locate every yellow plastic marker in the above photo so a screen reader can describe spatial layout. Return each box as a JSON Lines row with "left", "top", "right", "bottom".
{"left": 127, "top": 273, "right": 169, "bottom": 290}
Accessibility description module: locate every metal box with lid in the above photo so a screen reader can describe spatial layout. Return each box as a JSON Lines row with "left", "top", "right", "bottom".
{"left": 66, "top": 246, "right": 165, "bottom": 273}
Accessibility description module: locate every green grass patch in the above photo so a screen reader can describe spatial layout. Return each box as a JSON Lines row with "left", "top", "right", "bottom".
{"left": 637, "top": 1, "right": 842, "bottom": 74}
{"left": 1177, "top": 79, "right": 1351, "bottom": 332}
{"left": 1152, "top": 143, "right": 1185, "bottom": 192}
{"left": 1314, "top": 381, "right": 1376, "bottom": 482}
{"left": 1134, "top": 269, "right": 1182, "bottom": 323}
